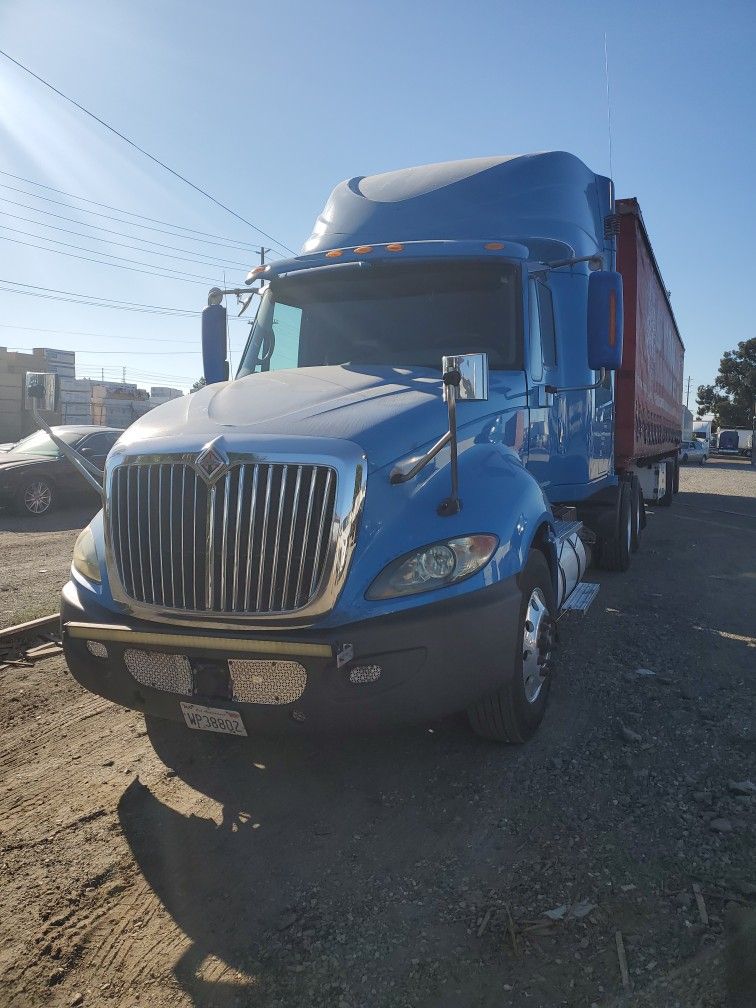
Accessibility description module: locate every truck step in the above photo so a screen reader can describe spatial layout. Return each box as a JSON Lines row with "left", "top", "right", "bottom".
{"left": 551, "top": 519, "right": 583, "bottom": 542}
{"left": 560, "top": 581, "right": 600, "bottom": 615}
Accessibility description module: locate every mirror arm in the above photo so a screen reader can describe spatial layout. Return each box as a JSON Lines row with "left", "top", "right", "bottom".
{"left": 390, "top": 430, "right": 451, "bottom": 485}
{"left": 31, "top": 405, "right": 104, "bottom": 495}
{"left": 546, "top": 368, "right": 607, "bottom": 396}
{"left": 437, "top": 368, "right": 462, "bottom": 516}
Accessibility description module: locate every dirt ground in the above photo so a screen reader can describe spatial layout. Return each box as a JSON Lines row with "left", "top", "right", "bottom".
{"left": 0, "top": 458, "right": 754, "bottom": 1008}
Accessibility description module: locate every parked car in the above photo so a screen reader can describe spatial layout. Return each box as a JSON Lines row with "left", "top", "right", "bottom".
{"left": 0, "top": 426, "right": 123, "bottom": 516}
{"left": 679, "top": 439, "right": 708, "bottom": 465}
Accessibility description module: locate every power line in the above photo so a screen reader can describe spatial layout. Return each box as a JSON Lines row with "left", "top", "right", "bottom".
{"left": 0, "top": 169, "right": 270, "bottom": 250}
{"left": 0, "top": 225, "right": 224, "bottom": 282}
{"left": 0, "top": 233, "right": 232, "bottom": 284}
{"left": 0, "top": 280, "right": 252, "bottom": 319}
{"left": 0, "top": 192, "right": 268, "bottom": 254}
{"left": 0, "top": 49, "right": 296, "bottom": 255}
{"left": 0, "top": 321, "right": 194, "bottom": 342}
{"left": 7, "top": 345, "right": 199, "bottom": 355}
{"left": 0, "top": 281, "right": 197, "bottom": 315}
{"left": 0, "top": 209, "right": 254, "bottom": 269}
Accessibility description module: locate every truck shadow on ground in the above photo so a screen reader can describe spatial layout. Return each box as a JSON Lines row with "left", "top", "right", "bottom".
{"left": 0, "top": 502, "right": 96, "bottom": 533}
{"left": 117, "top": 714, "right": 543, "bottom": 1006}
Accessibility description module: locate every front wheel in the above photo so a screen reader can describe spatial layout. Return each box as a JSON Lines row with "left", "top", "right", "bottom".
{"left": 467, "top": 550, "right": 556, "bottom": 744}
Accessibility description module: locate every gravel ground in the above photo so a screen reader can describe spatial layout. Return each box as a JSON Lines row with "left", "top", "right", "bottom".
{"left": 0, "top": 457, "right": 754, "bottom": 1008}
{"left": 0, "top": 503, "right": 97, "bottom": 624}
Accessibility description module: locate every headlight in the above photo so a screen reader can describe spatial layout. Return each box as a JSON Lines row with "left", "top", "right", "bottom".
{"left": 72, "top": 526, "right": 101, "bottom": 583}
{"left": 366, "top": 534, "right": 498, "bottom": 600}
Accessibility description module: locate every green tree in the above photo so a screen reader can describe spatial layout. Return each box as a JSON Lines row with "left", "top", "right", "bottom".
{"left": 190, "top": 377, "right": 206, "bottom": 393}
{"left": 696, "top": 338, "right": 756, "bottom": 428}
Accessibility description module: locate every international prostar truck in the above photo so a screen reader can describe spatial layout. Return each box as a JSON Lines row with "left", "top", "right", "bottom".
{"left": 54, "top": 152, "right": 684, "bottom": 744}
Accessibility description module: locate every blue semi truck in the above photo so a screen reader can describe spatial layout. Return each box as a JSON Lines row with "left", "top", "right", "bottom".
{"left": 58, "top": 152, "right": 683, "bottom": 743}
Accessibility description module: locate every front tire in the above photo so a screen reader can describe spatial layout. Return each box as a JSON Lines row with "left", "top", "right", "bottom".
{"left": 467, "top": 550, "right": 555, "bottom": 744}
{"left": 16, "top": 477, "right": 54, "bottom": 516}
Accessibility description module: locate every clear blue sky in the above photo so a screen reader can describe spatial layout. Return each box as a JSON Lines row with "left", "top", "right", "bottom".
{"left": 1, "top": 0, "right": 754, "bottom": 400}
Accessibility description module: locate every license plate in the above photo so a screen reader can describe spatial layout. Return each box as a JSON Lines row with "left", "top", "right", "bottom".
{"left": 180, "top": 701, "right": 248, "bottom": 737}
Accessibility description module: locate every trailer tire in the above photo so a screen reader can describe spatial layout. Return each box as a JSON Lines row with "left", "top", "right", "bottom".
{"left": 467, "top": 550, "right": 555, "bottom": 744}
{"left": 630, "top": 475, "right": 642, "bottom": 552}
{"left": 598, "top": 481, "right": 632, "bottom": 572}
{"left": 658, "top": 461, "right": 674, "bottom": 507}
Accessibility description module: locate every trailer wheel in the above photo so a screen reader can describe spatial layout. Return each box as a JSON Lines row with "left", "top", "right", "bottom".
{"left": 467, "top": 550, "right": 555, "bottom": 744}
{"left": 598, "top": 481, "right": 632, "bottom": 572}
{"left": 658, "top": 461, "right": 674, "bottom": 507}
{"left": 630, "top": 475, "right": 642, "bottom": 552}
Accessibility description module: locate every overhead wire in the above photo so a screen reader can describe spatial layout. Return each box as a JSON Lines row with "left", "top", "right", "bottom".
{"left": 0, "top": 321, "right": 197, "bottom": 342}
{"left": 0, "top": 226, "right": 225, "bottom": 282}
{"left": 0, "top": 190, "right": 270, "bottom": 255}
{"left": 0, "top": 50, "right": 296, "bottom": 255}
{"left": 0, "top": 281, "right": 252, "bottom": 320}
{"left": 0, "top": 233, "right": 240, "bottom": 284}
{"left": 0, "top": 170, "right": 269, "bottom": 249}
{"left": 0, "top": 209, "right": 255, "bottom": 269}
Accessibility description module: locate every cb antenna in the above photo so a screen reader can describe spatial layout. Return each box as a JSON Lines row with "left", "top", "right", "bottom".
{"left": 604, "top": 31, "right": 614, "bottom": 182}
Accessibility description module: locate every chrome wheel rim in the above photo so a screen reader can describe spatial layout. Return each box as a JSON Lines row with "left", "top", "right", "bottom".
{"left": 24, "top": 481, "right": 51, "bottom": 514}
{"left": 521, "top": 588, "right": 553, "bottom": 703}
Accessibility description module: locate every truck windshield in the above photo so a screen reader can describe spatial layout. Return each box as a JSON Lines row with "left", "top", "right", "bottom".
{"left": 237, "top": 261, "right": 521, "bottom": 376}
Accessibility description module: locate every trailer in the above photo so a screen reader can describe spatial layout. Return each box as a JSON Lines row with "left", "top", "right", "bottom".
{"left": 614, "top": 199, "right": 684, "bottom": 505}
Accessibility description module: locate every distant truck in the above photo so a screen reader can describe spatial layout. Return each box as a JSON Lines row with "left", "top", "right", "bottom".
{"left": 682, "top": 407, "right": 694, "bottom": 443}
{"left": 55, "top": 152, "right": 684, "bottom": 744}
{"left": 693, "top": 419, "right": 713, "bottom": 443}
{"left": 718, "top": 429, "right": 753, "bottom": 456}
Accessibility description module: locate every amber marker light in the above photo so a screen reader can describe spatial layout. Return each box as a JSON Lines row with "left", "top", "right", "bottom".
{"left": 353, "top": 245, "right": 373, "bottom": 254}
{"left": 325, "top": 249, "right": 343, "bottom": 258}
{"left": 386, "top": 243, "right": 404, "bottom": 252}
{"left": 245, "top": 264, "right": 268, "bottom": 284}
{"left": 484, "top": 242, "right": 504, "bottom": 250}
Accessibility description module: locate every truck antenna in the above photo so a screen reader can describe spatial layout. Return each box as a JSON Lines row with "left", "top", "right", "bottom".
{"left": 604, "top": 32, "right": 614, "bottom": 182}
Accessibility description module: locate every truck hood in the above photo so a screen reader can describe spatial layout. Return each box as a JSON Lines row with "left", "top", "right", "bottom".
{"left": 120, "top": 366, "right": 478, "bottom": 472}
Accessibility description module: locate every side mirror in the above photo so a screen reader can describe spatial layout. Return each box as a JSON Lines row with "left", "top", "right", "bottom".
{"left": 25, "top": 372, "right": 58, "bottom": 412}
{"left": 587, "top": 271, "right": 623, "bottom": 371}
{"left": 201, "top": 303, "right": 229, "bottom": 384}
{"left": 441, "top": 353, "right": 489, "bottom": 402}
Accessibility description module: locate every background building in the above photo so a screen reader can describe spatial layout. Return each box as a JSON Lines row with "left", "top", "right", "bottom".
{"left": 0, "top": 346, "right": 183, "bottom": 443}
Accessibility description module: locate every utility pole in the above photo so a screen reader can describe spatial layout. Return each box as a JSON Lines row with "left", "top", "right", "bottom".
{"left": 260, "top": 247, "right": 271, "bottom": 267}
{"left": 685, "top": 375, "right": 692, "bottom": 409}
{"left": 122, "top": 366, "right": 126, "bottom": 384}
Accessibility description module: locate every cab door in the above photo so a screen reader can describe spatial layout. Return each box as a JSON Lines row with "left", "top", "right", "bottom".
{"left": 524, "top": 277, "right": 560, "bottom": 490}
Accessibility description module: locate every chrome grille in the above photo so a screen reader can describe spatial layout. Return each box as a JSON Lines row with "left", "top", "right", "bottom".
{"left": 109, "top": 462, "right": 337, "bottom": 615}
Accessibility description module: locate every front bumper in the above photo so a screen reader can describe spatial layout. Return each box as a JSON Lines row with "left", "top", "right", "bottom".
{"left": 61, "top": 575, "right": 521, "bottom": 732}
